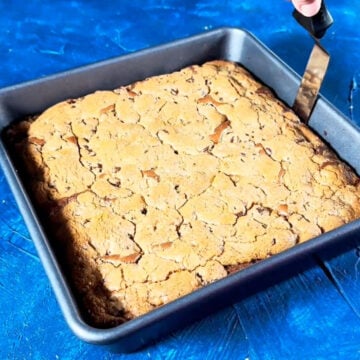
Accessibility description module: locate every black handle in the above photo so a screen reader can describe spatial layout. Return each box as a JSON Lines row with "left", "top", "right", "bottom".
{"left": 293, "top": 0, "right": 334, "bottom": 39}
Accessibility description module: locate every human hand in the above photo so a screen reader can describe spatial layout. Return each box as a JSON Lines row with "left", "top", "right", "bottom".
{"left": 292, "top": 0, "right": 321, "bottom": 17}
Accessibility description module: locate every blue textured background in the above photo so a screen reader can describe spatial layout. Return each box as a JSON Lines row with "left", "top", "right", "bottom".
{"left": 1, "top": 1, "right": 360, "bottom": 359}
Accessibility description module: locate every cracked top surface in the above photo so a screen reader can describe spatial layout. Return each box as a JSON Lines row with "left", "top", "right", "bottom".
{"left": 9, "top": 60, "right": 360, "bottom": 327}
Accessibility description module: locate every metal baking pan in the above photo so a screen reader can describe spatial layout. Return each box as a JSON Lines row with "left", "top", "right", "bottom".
{"left": 1, "top": 28, "right": 360, "bottom": 353}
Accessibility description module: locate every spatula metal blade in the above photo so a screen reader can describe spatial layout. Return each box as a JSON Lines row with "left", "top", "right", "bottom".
{"left": 292, "top": 42, "right": 330, "bottom": 123}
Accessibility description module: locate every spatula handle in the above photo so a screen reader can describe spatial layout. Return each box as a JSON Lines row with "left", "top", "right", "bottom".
{"left": 293, "top": 0, "right": 334, "bottom": 39}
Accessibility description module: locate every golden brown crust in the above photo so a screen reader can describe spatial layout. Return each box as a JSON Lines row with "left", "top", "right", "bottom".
{"left": 8, "top": 60, "right": 360, "bottom": 327}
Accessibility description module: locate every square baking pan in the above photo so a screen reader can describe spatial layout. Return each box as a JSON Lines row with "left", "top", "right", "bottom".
{"left": 1, "top": 27, "right": 360, "bottom": 353}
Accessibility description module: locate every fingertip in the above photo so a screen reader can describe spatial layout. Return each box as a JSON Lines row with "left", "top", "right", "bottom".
{"left": 300, "top": 3, "right": 320, "bottom": 17}
{"left": 296, "top": 1, "right": 322, "bottom": 17}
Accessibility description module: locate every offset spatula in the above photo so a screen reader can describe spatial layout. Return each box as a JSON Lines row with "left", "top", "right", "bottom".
{"left": 292, "top": 0, "right": 334, "bottom": 123}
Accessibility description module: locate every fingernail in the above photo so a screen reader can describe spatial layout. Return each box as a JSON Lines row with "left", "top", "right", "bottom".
{"left": 300, "top": 4, "right": 318, "bottom": 17}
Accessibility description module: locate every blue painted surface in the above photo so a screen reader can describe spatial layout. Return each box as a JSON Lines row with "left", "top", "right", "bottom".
{"left": 1, "top": 0, "right": 360, "bottom": 359}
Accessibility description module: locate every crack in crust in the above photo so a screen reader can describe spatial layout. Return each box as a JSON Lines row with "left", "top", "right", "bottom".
{"left": 7, "top": 60, "right": 360, "bottom": 327}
